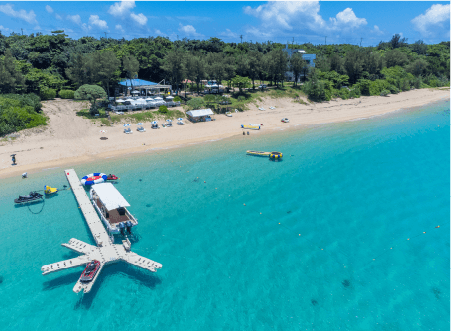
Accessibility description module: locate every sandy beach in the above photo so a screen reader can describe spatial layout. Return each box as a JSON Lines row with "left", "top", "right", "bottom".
{"left": 0, "top": 88, "right": 448, "bottom": 179}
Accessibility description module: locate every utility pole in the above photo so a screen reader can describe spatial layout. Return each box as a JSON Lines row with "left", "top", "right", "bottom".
{"left": 21, "top": 28, "right": 23, "bottom": 36}
{"left": 325, "top": 36, "right": 327, "bottom": 45}
{"left": 104, "top": 32, "right": 108, "bottom": 38}
{"left": 240, "top": 35, "right": 243, "bottom": 43}
{"left": 360, "top": 37, "right": 363, "bottom": 47}
{"left": 292, "top": 37, "right": 294, "bottom": 45}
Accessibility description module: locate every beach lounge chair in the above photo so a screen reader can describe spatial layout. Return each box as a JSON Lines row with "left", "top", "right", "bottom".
{"left": 124, "top": 128, "right": 133, "bottom": 134}
{"left": 137, "top": 126, "right": 146, "bottom": 132}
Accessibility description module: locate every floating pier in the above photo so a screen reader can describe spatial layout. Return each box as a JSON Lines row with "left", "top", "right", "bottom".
{"left": 41, "top": 169, "right": 162, "bottom": 294}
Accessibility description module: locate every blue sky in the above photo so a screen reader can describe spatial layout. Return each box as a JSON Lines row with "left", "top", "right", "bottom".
{"left": 0, "top": 1, "right": 449, "bottom": 46}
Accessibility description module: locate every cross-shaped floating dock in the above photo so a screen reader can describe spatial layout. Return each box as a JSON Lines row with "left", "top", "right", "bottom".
{"left": 41, "top": 169, "right": 162, "bottom": 294}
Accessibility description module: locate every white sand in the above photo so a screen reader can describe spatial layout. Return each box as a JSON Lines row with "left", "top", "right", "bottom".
{"left": 0, "top": 88, "right": 449, "bottom": 178}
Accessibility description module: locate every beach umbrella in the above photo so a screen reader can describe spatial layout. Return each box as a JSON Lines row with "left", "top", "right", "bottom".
{"left": 166, "top": 119, "right": 172, "bottom": 123}
{"left": 123, "top": 123, "right": 131, "bottom": 127}
{"left": 151, "top": 121, "right": 158, "bottom": 125}
{"left": 137, "top": 123, "right": 143, "bottom": 125}
{"left": 131, "top": 90, "right": 139, "bottom": 94}
{"left": 177, "top": 118, "right": 184, "bottom": 121}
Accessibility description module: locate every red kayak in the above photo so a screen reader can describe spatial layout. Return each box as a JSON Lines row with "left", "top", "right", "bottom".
{"left": 80, "top": 260, "right": 101, "bottom": 282}
{"left": 107, "top": 174, "right": 118, "bottom": 180}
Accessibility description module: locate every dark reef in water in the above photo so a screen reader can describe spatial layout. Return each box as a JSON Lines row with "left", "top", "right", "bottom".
{"left": 432, "top": 287, "right": 440, "bottom": 299}
{"left": 146, "top": 204, "right": 151, "bottom": 208}
{"left": 342, "top": 279, "right": 351, "bottom": 288}
{"left": 311, "top": 299, "right": 318, "bottom": 306}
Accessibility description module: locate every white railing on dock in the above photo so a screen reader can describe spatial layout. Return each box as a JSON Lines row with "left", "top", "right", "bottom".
{"left": 40, "top": 169, "right": 162, "bottom": 294}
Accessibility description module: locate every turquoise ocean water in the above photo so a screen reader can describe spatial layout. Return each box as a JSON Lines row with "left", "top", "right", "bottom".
{"left": 0, "top": 100, "right": 449, "bottom": 330}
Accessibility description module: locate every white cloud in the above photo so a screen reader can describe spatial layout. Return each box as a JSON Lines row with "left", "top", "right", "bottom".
{"left": 371, "top": 25, "right": 384, "bottom": 36}
{"left": 81, "top": 23, "right": 90, "bottom": 32}
{"left": 219, "top": 28, "right": 239, "bottom": 39}
{"left": 329, "top": 8, "right": 367, "bottom": 30}
{"left": 155, "top": 29, "right": 167, "bottom": 36}
{"left": 0, "top": 4, "right": 38, "bottom": 24}
{"left": 244, "top": 2, "right": 326, "bottom": 31}
{"left": 45, "top": 5, "right": 53, "bottom": 13}
{"left": 0, "top": 25, "right": 10, "bottom": 32}
{"left": 55, "top": 14, "right": 62, "bottom": 20}
{"left": 89, "top": 15, "right": 108, "bottom": 29}
{"left": 34, "top": 25, "right": 41, "bottom": 31}
{"left": 115, "top": 24, "right": 125, "bottom": 33}
{"left": 67, "top": 14, "right": 82, "bottom": 25}
{"left": 178, "top": 23, "right": 203, "bottom": 37}
{"left": 243, "top": 1, "right": 367, "bottom": 41}
{"left": 108, "top": 1, "right": 135, "bottom": 17}
{"left": 411, "top": 4, "right": 450, "bottom": 37}
{"left": 130, "top": 12, "right": 147, "bottom": 25}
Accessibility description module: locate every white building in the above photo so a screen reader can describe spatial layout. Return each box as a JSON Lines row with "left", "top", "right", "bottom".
{"left": 283, "top": 44, "right": 316, "bottom": 82}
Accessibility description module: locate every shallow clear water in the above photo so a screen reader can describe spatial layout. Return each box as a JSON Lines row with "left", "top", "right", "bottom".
{"left": 0, "top": 101, "right": 449, "bottom": 330}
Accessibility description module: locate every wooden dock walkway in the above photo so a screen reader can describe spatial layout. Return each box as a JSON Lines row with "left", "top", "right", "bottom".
{"left": 41, "top": 169, "right": 162, "bottom": 294}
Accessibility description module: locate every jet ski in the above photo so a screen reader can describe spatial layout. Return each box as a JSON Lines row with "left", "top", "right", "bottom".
{"left": 14, "top": 191, "right": 44, "bottom": 204}
{"left": 107, "top": 174, "right": 118, "bottom": 181}
{"left": 79, "top": 260, "right": 101, "bottom": 282}
{"left": 44, "top": 185, "right": 58, "bottom": 195}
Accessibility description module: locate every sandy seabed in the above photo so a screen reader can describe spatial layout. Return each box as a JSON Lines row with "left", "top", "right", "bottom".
{"left": 0, "top": 88, "right": 449, "bottom": 179}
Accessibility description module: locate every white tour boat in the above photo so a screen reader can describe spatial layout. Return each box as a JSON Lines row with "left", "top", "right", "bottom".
{"left": 90, "top": 183, "right": 138, "bottom": 235}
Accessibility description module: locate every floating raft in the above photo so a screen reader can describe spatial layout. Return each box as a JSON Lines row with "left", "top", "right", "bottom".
{"left": 246, "top": 151, "right": 283, "bottom": 159}
{"left": 246, "top": 150, "right": 271, "bottom": 157}
{"left": 241, "top": 124, "right": 260, "bottom": 130}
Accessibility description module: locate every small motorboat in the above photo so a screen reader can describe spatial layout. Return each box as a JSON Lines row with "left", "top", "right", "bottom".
{"left": 281, "top": 118, "right": 289, "bottom": 123}
{"left": 14, "top": 191, "right": 44, "bottom": 204}
{"left": 226, "top": 112, "right": 232, "bottom": 117}
{"left": 79, "top": 260, "right": 101, "bottom": 283}
{"left": 106, "top": 174, "right": 118, "bottom": 181}
{"left": 44, "top": 185, "right": 58, "bottom": 195}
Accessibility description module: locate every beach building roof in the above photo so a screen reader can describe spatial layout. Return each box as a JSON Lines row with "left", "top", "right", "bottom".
{"left": 92, "top": 183, "right": 130, "bottom": 211}
{"left": 119, "top": 79, "right": 158, "bottom": 87}
{"left": 186, "top": 109, "right": 214, "bottom": 117}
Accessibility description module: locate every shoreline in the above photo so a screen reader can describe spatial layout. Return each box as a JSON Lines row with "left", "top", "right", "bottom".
{"left": 0, "top": 88, "right": 449, "bottom": 179}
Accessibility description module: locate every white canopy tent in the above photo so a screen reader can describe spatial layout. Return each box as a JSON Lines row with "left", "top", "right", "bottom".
{"left": 186, "top": 109, "right": 214, "bottom": 118}
{"left": 92, "top": 183, "right": 130, "bottom": 211}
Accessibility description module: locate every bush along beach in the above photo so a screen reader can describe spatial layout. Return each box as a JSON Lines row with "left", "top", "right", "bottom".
{"left": 0, "top": 31, "right": 448, "bottom": 134}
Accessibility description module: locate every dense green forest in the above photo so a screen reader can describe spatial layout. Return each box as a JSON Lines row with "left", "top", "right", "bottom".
{"left": 0, "top": 31, "right": 449, "bottom": 135}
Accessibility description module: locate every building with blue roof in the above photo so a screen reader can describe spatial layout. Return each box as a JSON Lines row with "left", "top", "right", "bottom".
{"left": 118, "top": 79, "right": 173, "bottom": 97}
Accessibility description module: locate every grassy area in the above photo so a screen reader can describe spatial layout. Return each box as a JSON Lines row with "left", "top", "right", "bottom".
{"left": 186, "top": 85, "right": 308, "bottom": 112}
{"left": 75, "top": 107, "right": 186, "bottom": 126}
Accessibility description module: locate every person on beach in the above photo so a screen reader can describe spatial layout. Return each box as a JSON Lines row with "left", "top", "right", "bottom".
{"left": 11, "top": 154, "right": 16, "bottom": 165}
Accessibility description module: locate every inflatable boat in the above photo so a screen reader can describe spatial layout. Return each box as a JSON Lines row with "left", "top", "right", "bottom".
{"left": 81, "top": 173, "right": 107, "bottom": 186}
